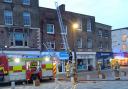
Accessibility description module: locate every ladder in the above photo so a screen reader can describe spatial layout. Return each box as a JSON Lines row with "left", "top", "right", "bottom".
{"left": 55, "top": 2, "right": 69, "bottom": 51}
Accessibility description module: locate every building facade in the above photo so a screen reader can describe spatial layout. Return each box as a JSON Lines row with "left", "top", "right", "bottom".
{"left": 0, "top": 1, "right": 112, "bottom": 72}
{"left": 112, "top": 27, "right": 128, "bottom": 66}
{"left": 0, "top": 0, "right": 40, "bottom": 55}
{"left": 95, "top": 22, "right": 112, "bottom": 69}
{"left": 39, "top": 5, "right": 111, "bottom": 72}
{"left": 112, "top": 27, "right": 128, "bottom": 52}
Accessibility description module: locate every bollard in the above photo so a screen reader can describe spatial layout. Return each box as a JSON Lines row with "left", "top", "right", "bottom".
{"left": 11, "top": 81, "right": 15, "bottom": 89}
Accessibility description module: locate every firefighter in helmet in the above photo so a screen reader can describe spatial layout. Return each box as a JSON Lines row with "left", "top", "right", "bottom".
{"left": 66, "top": 61, "right": 70, "bottom": 78}
{"left": 114, "top": 61, "right": 120, "bottom": 80}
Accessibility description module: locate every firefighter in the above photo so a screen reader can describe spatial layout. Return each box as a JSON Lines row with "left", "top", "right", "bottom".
{"left": 97, "top": 62, "right": 101, "bottom": 74}
{"left": 114, "top": 61, "right": 120, "bottom": 80}
{"left": 65, "top": 62, "right": 70, "bottom": 78}
{"left": 96, "top": 62, "right": 102, "bottom": 78}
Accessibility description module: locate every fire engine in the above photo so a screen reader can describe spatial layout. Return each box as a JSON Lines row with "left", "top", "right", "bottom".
{"left": 0, "top": 54, "right": 55, "bottom": 82}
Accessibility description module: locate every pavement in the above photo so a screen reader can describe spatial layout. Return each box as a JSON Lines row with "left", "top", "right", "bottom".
{"left": 57, "top": 67, "right": 128, "bottom": 81}
{"left": 1, "top": 81, "right": 128, "bottom": 89}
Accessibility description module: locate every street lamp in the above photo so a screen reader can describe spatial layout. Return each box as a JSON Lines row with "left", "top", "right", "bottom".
{"left": 71, "top": 23, "right": 81, "bottom": 84}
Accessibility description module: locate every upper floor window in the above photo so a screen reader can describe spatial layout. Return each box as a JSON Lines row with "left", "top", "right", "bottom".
{"left": 4, "top": 0, "right": 12, "bottom": 3}
{"left": 99, "top": 42, "right": 103, "bottom": 49}
{"left": 22, "top": 0, "right": 30, "bottom": 5}
{"left": 77, "top": 38, "right": 82, "bottom": 48}
{"left": 104, "top": 30, "right": 109, "bottom": 38}
{"left": 61, "top": 25, "right": 67, "bottom": 35}
{"left": 98, "top": 30, "right": 102, "bottom": 37}
{"left": 87, "top": 38, "right": 92, "bottom": 49}
{"left": 47, "top": 24, "right": 54, "bottom": 34}
{"left": 23, "top": 12, "right": 31, "bottom": 26}
{"left": 4, "top": 10, "right": 13, "bottom": 25}
{"left": 10, "top": 29, "right": 28, "bottom": 47}
{"left": 46, "top": 42, "right": 55, "bottom": 49}
{"left": 87, "top": 18, "right": 92, "bottom": 32}
{"left": 60, "top": 42, "right": 65, "bottom": 49}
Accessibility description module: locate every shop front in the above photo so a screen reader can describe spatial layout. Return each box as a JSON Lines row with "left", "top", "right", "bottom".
{"left": 113, "top": 52, "right": 128, "bottom": 66}
{"left": 96, "top": 52, "right": 113, "bottom": 69}
{"left": 76, "top": 52, "right": 96, "bottom": 71}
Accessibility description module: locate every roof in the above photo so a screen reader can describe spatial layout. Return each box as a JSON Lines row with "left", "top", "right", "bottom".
{"left": 112, "top": 27, "right": 128, "bottom": 31}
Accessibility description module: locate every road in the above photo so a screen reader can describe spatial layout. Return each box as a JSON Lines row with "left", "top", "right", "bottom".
{"left": 0, "top": 80, "right": 128, "bottom": 89}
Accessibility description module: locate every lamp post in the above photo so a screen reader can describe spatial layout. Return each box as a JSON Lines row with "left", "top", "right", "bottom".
{"left": 71, "top": 23, "right": 80, "bottom": 84}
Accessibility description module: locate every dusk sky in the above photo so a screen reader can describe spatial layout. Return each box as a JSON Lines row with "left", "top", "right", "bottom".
{"left": 39, "top": 0, "right": 128, "bottom": 29}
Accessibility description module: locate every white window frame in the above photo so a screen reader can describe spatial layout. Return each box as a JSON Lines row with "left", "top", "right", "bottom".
{"left": 77, "top": 38, "right": 82, "bottom": 48}
{"left": 98, "top": 30, "right": 102, "bottom": 37}
{"left": 4, "top": 10, "right": 13, "bottom": 25}
{"left": 47, "top": 24, "right": 55, "bottom": 34}
{"left": 60, "top": 42, "right": 65, "bottom": 49}
{"left": 22, "top": 0, "right": 30, "bottom": 5}
{"left": 23, "top": 12, "right": 31, "bottom": 26}
{"left": 99, "top": 42, "right": 103, "bottom": 49}
{"left": 47, "top": 42, "right": 55, "bottom": 49}
{"left": 87, "top": 38, "right": 92, "bottom": 49}
{"left": 61, "top": 25, "right": 67, "bottom": 35}
{"left": 10, "top": 29, "right": 28, "bottom": 47}
{"left": 87, "top": 19, "right": 92, "bottom": 32}
{"left": 4, "top": 0, "right": 12, "bottom": 3}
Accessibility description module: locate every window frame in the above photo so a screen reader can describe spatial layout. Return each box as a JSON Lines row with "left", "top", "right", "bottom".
{"left": 46, "top": 24, "right": 55, "bottom": 34}
{"left": 47, "top": 42, "right": 55, "bottom": 49}
{"left": 87, "top": 38, "right": 92, "bottom": 49}
{"left": 22, "top": 0, "right": 30, "bottom": 5}
{"left": 77, "top": 37, "right": 82, "bottom": 48}
{"left": 4, "top": 10, "right": 13, "bottom": 25}
{"left": 87, "top": 18, "right": 92, "bottom": 32}
{"left": 4, "top": 0, "right": 12, "bottom": 3}
{"left": 61, "top": 25, "right": 67, "bottom": 35}
{"left": 23, "top": 11, "right": 31, "bottom": 26}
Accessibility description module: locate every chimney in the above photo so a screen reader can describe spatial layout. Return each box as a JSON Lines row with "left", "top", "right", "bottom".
{"left": 59, "top": 4, "right": 65, "bottom": 12}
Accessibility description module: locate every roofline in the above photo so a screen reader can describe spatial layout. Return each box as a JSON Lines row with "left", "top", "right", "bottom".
{"left": 39, "top": 6, "right": 95, "bottom": 18}
{"left": 95, "top": 22, "right": 112, "bottom": 27}
{"left": 112, "top": 27, "right": 128, "bottom": 31}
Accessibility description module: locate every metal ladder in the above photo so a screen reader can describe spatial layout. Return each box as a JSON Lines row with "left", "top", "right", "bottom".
{"left": 55, "top": 2, "right": 69, "bottom": 51}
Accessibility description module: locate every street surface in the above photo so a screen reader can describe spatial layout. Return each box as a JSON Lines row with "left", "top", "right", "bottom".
{"left": 0, "top": 81, "right": 128, "bottom": 89}
{"left": 0, "top": 66, "right": 128, "bottom": 89}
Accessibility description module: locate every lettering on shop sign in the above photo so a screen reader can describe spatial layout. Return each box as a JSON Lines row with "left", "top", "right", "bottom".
{"left": 101, "top": 53, "right": 110, "bottom": 56}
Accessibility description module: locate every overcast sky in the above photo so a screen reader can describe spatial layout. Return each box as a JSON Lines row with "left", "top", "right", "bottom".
{"left": 39, "top": 0, "right": 128, "bottom": 29}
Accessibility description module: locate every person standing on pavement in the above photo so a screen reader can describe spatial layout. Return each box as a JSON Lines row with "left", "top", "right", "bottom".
{"left": 114, "top": 61, "right": 120, "bottom": 80}
{"left": 66, "top": 61, "right": 70, "bottom": 78}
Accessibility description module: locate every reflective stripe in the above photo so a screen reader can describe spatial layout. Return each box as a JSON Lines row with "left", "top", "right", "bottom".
{"left": 0, "top": 67, "right": 3, "bottom": 70}
{"left": 13, "top": 66, "right": 22, "bottom": 71}
{"left": 46, "top": 64, "right": 52, "bottom": 69}
{"left": 9, "top": 71, "right": 13, "bottom": 73}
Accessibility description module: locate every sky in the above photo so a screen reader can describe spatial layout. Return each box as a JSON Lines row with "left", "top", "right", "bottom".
{"left": 39, "top": 0, "right": 128, "bottom": 29}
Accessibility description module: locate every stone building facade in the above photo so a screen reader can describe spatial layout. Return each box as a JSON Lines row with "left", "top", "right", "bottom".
{"left": 0, "top": 0, "right": 40, "bottom": 54}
